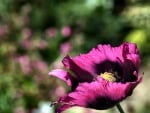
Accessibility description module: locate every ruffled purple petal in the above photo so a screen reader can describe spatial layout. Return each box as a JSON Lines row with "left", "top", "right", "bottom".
{"left": 62, "top": 56, "right": 94, "bottom": 82}
{"left": 123, "top": 43, "right": 141, "bottom": 69}
{"left": 62, "top": 43, "right": 140, "bottom": 82}
{"left": 48, "top": 69, "right": 72, "bottom": 87}
{"left": 57, "top": 77, "right": 142, "bottom": 112}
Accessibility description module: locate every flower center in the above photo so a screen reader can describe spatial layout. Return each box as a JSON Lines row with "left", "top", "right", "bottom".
{"left": 100, "top": 72, "right": 116, "bottom": 82}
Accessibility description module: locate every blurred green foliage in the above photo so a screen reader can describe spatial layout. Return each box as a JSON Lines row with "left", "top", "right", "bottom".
{"left": 0, "top": 0, "right": 150, "bottom": 113}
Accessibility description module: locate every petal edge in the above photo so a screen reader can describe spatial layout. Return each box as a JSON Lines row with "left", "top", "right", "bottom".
{"left": 48, "top": 69, "right": 72, "bottom": 87}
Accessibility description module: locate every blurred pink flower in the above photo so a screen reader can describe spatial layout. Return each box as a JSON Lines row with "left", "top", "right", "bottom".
{"left": 21, "top": 39, "right": 32, "bottom": 49}
{"left": 22, "top": 28, "right": 32, "bottom": 39}
{"left": 61, "top": 26, "right": 71, "bottom": 37}
{"left": 14, "top": 107, "right": 26, "bottom": 113}
{"left": 20, "top": 28, "right": 32, "bottom": 49}
{"left": 35, "top": 40, "right": 48, "bottom": 49}
{"left": 17, "top": 55, "right": 32, "bottom": 74}
{"left": 60, "top": 42, "right": 71, "bottom": 55}
{"left": 0, "top": 26, "right": 7, "bottom": 38}
{"left": 15, "top": 90, "right": 23, "bottom": 99}
{"left": 34, "top": 74, "right": 44, "bottom": 82}
{"left": 32, "top": 60, "right": 48, "bottom": 73}
{"left": 45, "top": 27, "right": 57, "bottom": 38}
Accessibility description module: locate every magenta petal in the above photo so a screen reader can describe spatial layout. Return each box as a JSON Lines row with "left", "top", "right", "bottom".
{"left": 57, "top": 77, "right": 142, "bottom": 112}
{"left": 62, "top": 43, "right": 140, "bottom": 81}
{"left": 63, "top": 56, "right": 94, "bottom": 82}
{"left": 48, "top": 69, "right": 72, "bottom": 87}
{"left": 124, "top": 43, "right": 141, "bottom": 69}
{"left": 106, "top": 77, "right": 142, "bottom": 100}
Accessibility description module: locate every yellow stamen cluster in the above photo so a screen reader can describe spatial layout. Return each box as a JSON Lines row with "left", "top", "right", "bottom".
{"left": 100, "top": 72, "right": 116, "bottom": 82}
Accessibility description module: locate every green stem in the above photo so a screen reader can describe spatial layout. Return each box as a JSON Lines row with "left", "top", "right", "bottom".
{"left": 116, "top": 103, "right": 125, "bottom": 113}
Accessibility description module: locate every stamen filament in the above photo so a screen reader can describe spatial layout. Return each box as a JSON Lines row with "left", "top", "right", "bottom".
{"left": 100, "top": 72, "right": 116, "bottom": 82}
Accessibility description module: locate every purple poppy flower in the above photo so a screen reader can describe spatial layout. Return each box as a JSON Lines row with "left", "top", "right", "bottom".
{"left": 49, "top": 42, "right": 142, "bottom": 113}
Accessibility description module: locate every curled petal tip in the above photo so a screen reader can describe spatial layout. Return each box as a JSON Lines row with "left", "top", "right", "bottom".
{"left": 48, "top": 69, "right": 72, "bottom": 87}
